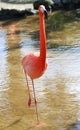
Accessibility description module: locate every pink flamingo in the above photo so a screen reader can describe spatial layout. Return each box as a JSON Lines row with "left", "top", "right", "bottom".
{"left": 22, "top": 5, "right": 48, "bottom": 125}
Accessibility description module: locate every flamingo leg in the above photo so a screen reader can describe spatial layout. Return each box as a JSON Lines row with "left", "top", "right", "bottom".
{"left": 25, "top": 73, "right": 31, "bottom": 107}
{"left": 31, "top": 79, "right": 39, "bottom": 124}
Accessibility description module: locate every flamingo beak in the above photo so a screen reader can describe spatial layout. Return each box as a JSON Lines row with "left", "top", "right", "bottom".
{"left": 44, "top": 10, "right": 48, "bottom": 19}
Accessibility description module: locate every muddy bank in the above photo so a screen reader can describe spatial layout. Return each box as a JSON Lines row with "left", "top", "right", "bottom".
{"left": 0, "top": 2, "right": 35, "bottom": 20}
{"left": 0, "top": 8, "right": 37, "bottom": 20}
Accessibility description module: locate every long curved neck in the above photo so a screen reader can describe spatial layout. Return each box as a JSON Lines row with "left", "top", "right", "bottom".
{"left": 39, "top": 13, "right": 46, "bottom": 63}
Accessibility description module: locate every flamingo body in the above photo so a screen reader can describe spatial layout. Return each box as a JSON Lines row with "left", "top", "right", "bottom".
{"left": 21, "top": 5, "right": 48, "bottom": 124}
{"left": 22, "top": 52, "right": 47, "bottom": 79}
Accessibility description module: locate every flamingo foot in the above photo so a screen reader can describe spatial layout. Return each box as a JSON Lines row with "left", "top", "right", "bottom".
{"left": 28, "top": 98, "right": 31, "bottom": 107}
{"left": 36, "top": 122, "right": 46, "bottom": 127}
{"left": 35, "top": 99, "right": 37, "bottom": 105}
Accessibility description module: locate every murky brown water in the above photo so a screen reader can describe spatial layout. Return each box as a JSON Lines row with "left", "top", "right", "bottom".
{"left": 0, "top": 16, "right": 80, "bottom": 130}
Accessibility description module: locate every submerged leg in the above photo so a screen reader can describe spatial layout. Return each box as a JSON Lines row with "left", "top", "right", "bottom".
{"left": 31, "top": 79, "right": 39, "bottom": 124}
{"left": 25, "top": 73, "right": 31, "bottom": 107}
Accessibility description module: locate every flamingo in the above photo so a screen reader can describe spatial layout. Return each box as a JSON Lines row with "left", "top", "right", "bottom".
{"left": 21, "top": 5, "right": 48, "bottom": 125}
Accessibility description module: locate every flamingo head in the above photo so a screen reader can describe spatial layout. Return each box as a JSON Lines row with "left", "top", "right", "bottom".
{"left": 38, "top": 5, "right": 48, "bottom": 19}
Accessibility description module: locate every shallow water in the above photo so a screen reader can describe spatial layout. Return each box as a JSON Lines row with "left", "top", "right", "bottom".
{"left": 0, "top": 17, "right": 80, "bottom": 130}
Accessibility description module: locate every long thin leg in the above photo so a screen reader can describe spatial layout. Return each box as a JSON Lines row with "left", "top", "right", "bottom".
{"left": 25, "top": 73, "right": 31, "bottom": 107}
{"left": 31, "top": 79, "right": 39, "bottom": 124}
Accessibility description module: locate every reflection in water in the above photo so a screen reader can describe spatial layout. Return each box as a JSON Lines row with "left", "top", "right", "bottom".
{"left": 0, "top": 29, "right": 9, "bottom": 94}
{"left": 0, "top": 18, "right": 80, "bottom": 130}
{"left": 34, "top": 53, "right": 80, "bottom": 129}
{"left": 43, "top": 77, "right": 79, "bottom": 129}
{"left": 0, "top": 28, "right": 12, "bottom": 129}
{"left": 6, "top": 23, "right": 20, "bottom": 49}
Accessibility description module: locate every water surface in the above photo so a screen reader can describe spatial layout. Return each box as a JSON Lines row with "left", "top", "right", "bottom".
{"left": 0, "top": 16, "right": 80, "bottom": 130}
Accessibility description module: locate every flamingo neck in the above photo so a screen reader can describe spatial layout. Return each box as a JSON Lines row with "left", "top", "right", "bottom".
{"left": 39, "top": 13, "right": 46, "bottom": 63}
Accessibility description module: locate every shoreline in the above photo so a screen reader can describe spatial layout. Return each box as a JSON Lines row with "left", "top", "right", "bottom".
{"left": 0, "top": 2, "right": 33, "bottom": 10}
